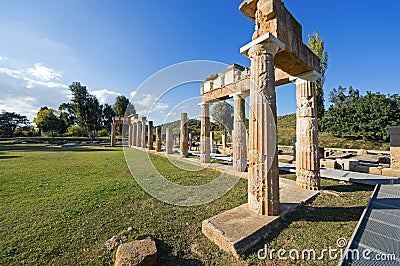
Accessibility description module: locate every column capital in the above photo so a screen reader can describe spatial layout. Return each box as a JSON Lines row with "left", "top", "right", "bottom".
{"left": 240, "top": 33, "right": 285, "bottom": 58}
{"left": 290, "top": 70, "right": 321, "bottom": 85}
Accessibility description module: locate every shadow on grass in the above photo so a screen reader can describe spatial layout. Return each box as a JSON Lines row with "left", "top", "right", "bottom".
{"left": 0, "top": 155, "right": 21, "bottom": 159}
{"left": 155, "top": 239, "right": 204, "bottom": 266}
{"left": 0, "top": 144, "right": 118, "bottom": 153}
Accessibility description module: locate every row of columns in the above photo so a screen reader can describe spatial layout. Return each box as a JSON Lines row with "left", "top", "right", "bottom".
{"left": 111, "top": 114, "right": 189, "bottom": 157}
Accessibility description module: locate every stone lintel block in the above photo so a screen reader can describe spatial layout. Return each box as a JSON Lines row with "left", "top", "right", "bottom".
{"left": 381, "top": 168, "right": 400, "bottom": 178}
{"left": 320, "top": 159, "right": 336, "bottom": 169}
{"left": 354, "top": 165, "right": 370, "bottom": 174}
{"left": 368, "top": 167, "right": 383, "bottom": 176}
{"left": 337, "top": 159, "right": 360, "bottom": 171}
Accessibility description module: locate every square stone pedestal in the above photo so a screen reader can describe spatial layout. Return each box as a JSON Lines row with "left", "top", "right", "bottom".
{"left": 202, "top": 179, "right": 319, "bottom": 257}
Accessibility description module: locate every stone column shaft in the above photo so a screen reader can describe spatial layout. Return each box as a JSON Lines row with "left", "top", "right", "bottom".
{"left": 148, "top": 121, "right": 154, "bottom": 150}
{"left": 294, "top": 74, "right": 320, "bottom": 190}
{"left": 210, "top": 132, "right": 215, "bottom": 153}
{"left": 136, "top": 122, "right": 142, "bottom": 147}
{"left": 166, "top": 127, "right": 173, "bottom": 154}
{"left": 233, "top": 94, "right": 247, "bottom": 172}
{"left": 221, "top": 134, "right": 226, "bottom": 149}
{"left": 200, "top": 103, "right": 211, "bottom": 163}
{"left": 156, "top": 126, "right": 162, "bottom": 152}
{"left": 132, "top": 122, "right": 137, "bottom": 147}
{"left": 180, "top": 113, "right": 189, "bottom": 157}
{"left": 111, "top": 122, "right": 116, "bottom": 147}
{"left": 127, "top": 123, "right": 133, "bottom": 147}
{"left": 244, "top": 39, "right": 282, "bottom": 216}
{"left": 141, "top": 117, "right": 147, "bottom": 148}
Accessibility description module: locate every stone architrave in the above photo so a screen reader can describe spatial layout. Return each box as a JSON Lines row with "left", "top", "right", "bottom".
{"left": 155, "top": 126, "right": 162, "bottom": 152}
{"left": 180, "top": 113, "right": 189, "bottom": 157}
{"left": 291, "top": 71, "right": 321, "bottom": 190}
{"left": 148, "top": 121, "right": 154, "bottom": 150}
{"left": 390, "top": 127, "right": 400, "bottom": 169}
{"left": 240, "top": 33, "right": 284, "bottom": 216}
{"left": 200, "top": 102, "right": 211, "bottom": 163}
{"left": 233, "top": 93, "right": 247, "bottom": 172}
{"left": 141, "top": 117, "right": 147, "bottom": 148}
{"left": 166, "top": 127, "right": 173, "bottom": 154}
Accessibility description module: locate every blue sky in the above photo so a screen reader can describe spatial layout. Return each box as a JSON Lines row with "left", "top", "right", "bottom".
{"left": 0, "top": 0, "right": 399, "bottom": 124}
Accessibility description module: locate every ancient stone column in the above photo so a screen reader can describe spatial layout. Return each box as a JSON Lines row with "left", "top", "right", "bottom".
{"left": 221, "top": 134, "right": 226, "bottom": 149}
{"left": 141, "top": 117, "right": 147, "bottom": 148}
{"left": 390, "top": 127, "right": 400, "bottom": 169}
{"left": 136, "top": 121, "right": 142, "bottom": 148}
{"left": 200, "top": 102, "right": 211, "bottom": 163}
{"left": 180, "top": 113, "right": 189, "bottom": 157}
{"left": 166, "top": 127, "right": 173, "bottom": 154}
{"left": 241, "top": 35, "right": 284, "bottom": 216}
{"left": 111, "top": 121, "right": 116, "bottom": 147}
{"left": 128, "top": 123, "right": 132, "bottom": 147}
{"left": 210, "top": 132, "right": 215, "bottom": 153}
{"left": 189, "top": 133, "right": 192, "bottom": 151}
{"left": 156, "top": 126, "right": 162, "bottom": 152}
{"left": 292, "top": 71, "right": 320, "bottom": 190}
{"left": 233, "top": 93, "right": 247, "bottom": 172}
{"left": 148, "top": 121, "right": 154, "bottom": 150}
{"left": 132, "top": 122, "right": 137, "bottom": 147}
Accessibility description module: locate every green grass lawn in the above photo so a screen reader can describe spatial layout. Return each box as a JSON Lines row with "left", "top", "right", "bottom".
{"left": 0, "top": 144, "right": 373, "bottom": 265}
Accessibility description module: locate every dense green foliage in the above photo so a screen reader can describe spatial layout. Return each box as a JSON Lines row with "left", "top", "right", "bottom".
{"left": 308, "top": 30, "right": 328, "bottom": 120}
{"left": 321, "top": 86, "right": 400, "bottom": 141}
{"left": 211, "top": 101, "right": 233, "bottom": 135}
{"left": 0, "top": 111, "right": 29, "bottom": 137}
{"left": 33, "top": 107, "right": 63, "bottom": 138}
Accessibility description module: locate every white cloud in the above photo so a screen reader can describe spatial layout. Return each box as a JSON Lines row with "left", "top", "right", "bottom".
{"left": 130, "top": 90, "right": 137, "bottom": 99}
{"left": 27, "top": 63, "right": 62, "bottom": 81}
{"left": 0, "top": 63, "right": 70, "bottom": 121}
{"left": 91, "top": 89, "right": 121, "bottom": 105}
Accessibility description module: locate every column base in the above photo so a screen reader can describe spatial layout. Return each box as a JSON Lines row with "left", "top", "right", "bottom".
{"left": 296, "top": 169, "right": 320, "bottom": 191}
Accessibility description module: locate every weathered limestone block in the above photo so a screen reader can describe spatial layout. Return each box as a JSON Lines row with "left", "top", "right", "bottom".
{"left": 180, "top": 113, "right": 189, "bottom": 157}
{"left": 147, "top": 121, "right": 154, "bottom": 150}
{"left": 155, "top": 126, "right": 162, "bottom": 152}
{"left": 239, "top": 0, "right": 320, "bottom": 77}
{"left": 200, "top": 102, "right": 211, "bottom": 163}
{"left": 293, "top": 73, "right": 320, "bottom": 190}
{"left": 114, "top": 237, "right": 157, "bottom": 266}
{"left": 390, "top": 127, "right": 400, "bottom": 169}
{"left": 320, "top": 159, "right": 336, "bottom": 169}
{"left": 382, "top": 168, "right": 400, "bottom": 178}
{"left": 233, "top": 93, "right": 247, "bottom": 172}
{"left": 165, "top": 127, "right": 173, "bottom": 154}
{"left": 241, "top": 34, "right": 283, "bottom": 216}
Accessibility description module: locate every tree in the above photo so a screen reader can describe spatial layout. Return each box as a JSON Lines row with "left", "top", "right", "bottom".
{"left": 33, "top": 107, "right": 62, "bottom": 138}
{"left": 102, "top": 103, "right": 116, "bottom": 133}
{"left": 322, "top": 87, "right": 400, "bottom": 141}
{"left": 0, "top": 111, "right": 29, "bottom": 137}
{"left": 211, "top": 101, "right": 233, "bottom": 135}
{"left": 58, "top": 102, "right": 77, "bottom": 134}
{"left": 113, "top": 95, "right": 136, "bottom": 117}
{"left": 308, "top": 30, "right": 328, "bottom": 120}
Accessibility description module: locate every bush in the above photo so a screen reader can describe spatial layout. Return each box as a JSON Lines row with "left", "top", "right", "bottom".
{"left": 65, "top": 125, "right": 87, "bottom": 137}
